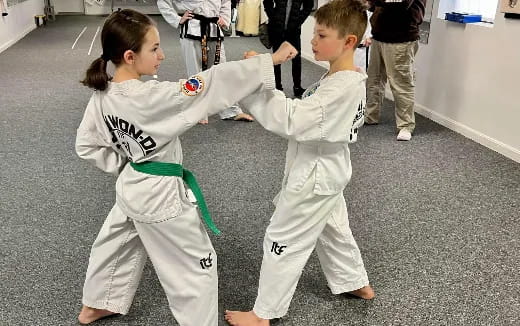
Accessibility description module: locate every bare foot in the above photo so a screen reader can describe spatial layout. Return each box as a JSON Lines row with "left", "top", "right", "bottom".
{"left": 233, "top": 113, "right": 254, "bottom": 122}
{"left": 348, "top": 285, "right": 375, "bottom": 300}
{"left": 78, "top": 305, "right": 117, "bottom": 324}
{"left": 198, "top": 119, "right": 209, "bottom": 125}
{"left": 224, "top": 310, "right": 270, "bottom": 326}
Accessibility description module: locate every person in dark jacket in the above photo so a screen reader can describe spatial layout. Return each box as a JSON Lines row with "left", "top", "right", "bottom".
{"left": 264, "top": 0, "right": 314, "bottom": 98}
{"left": 365, "top": 0, "right": 426, "bottom": 141}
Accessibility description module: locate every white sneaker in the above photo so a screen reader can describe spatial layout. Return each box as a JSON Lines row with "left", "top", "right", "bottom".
{"left": 397, "top": 129, "right": 412, "bottom": 141}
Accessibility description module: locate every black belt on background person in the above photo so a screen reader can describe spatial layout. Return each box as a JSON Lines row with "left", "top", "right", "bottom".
{"left": 179, "top": 13, "right": 223, "bottom": 70}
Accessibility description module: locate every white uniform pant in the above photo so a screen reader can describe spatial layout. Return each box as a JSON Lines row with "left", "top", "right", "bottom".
{"left": 82, "top": 201, "right": 218, "bottom": 326}
{"left": 180, "top": 37, "right": 242, "bottom": 120}
{"left": 253, "top": 175, "right": 369, "bottom": 319}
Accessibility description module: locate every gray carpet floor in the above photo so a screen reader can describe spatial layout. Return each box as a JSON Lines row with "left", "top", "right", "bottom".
{"left": 1, "top": 15, "right": 519, "bottom": 326}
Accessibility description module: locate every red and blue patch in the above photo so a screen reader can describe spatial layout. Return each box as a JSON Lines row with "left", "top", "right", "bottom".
{"left": 182, "top": 75, "right": 204, "bottom": 96}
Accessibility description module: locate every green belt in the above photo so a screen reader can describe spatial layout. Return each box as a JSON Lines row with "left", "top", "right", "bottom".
{"left": 129, "top": 161, "right": 221, "bottom": 235}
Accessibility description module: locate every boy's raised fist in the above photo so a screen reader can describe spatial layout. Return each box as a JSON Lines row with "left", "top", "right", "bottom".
{"left": 272, "top": 42, "right": 298, "bottom": 65}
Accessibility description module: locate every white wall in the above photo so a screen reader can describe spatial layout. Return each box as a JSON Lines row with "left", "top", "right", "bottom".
{"left": 301, "top": 4, "right": 520, "bottom": 163}
{"left": 85, "top": 0, "right": 159, "bottom": 15}
{"left": 53, "top": 0, "right": 84, "bottom": 14}
{"left": 414, "top": 2, "right": 520, "bottom": 162}
{"left": 0, "top": 0, "right": 43, "bottom": 53}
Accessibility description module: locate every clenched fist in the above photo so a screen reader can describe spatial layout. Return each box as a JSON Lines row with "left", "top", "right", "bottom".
{"left": 271, "top": 42, "right": 298, "bottom": 65}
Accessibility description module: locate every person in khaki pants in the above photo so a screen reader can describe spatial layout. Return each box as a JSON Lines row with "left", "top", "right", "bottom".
{"left": 365, "top": 0, "right": 426, "bottom": 141}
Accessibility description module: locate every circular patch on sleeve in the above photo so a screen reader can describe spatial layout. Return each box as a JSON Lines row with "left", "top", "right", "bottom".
{"left": 182, "top": 76, "right": 205, "bottom": 96}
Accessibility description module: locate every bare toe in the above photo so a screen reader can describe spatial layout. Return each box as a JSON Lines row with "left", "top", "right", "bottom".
{"left": 348, "top": 285, "right": 375, "bottom": 300}
{"left": 78, "top": 306, "right": 117, "bottom": 324}
{"left": 233, "top": 113, "right": 254, "bottom": 122}
{"left": 223, "top": 310, "right": 269, "bottom": 326}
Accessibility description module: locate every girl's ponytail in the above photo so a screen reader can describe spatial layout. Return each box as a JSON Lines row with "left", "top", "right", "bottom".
{"left": 80, "top": 9, "right": 155, "bottom": 91}
{"left": 81, "top": 56, "right": 110, "bottom": 91}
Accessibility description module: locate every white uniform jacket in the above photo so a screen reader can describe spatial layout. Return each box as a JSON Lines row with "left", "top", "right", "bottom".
{"left": 158, "top": 0, "right": 231, "bottom": 38}
{"left": 76, "top": 54, "right": 275, "bottom": 222}
{"left": 240, "top": 70, "right": 367, "bottom": 196}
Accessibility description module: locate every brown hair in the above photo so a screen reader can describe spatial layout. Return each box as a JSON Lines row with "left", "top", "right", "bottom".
{"left": 314, "top": 0, "right": 368, "bottom": 47}
{"left": 81, "top": 9, "right": 156, "bottom": 91}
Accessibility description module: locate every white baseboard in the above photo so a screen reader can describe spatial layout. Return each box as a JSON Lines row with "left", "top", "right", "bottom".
{"left": 0, "top": 24, "right": 36, "bottom": 54}
{"left": 414, "top": 103, "right": 520, "bottom": 163}
{"left": 384, "top": 88, "right": 520, "bottom": 163}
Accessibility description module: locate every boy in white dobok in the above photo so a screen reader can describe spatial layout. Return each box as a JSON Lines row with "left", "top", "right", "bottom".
{"left": 225, "top": 1, "right": 375, "bottom": 325}
{"left": 158, "top": 0, "right": 254, "bottom": 124}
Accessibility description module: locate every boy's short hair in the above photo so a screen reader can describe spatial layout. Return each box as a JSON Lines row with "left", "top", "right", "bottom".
{"left": 315, "top": 0, "right": 368, "bottom": 46}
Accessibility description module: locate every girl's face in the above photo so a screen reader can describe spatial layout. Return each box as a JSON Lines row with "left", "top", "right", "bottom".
{"left": 134, "top": 26, "right": 165, "bottom": 76}
{"left": 310, "top": 23, "right": 347, "bottom": 62}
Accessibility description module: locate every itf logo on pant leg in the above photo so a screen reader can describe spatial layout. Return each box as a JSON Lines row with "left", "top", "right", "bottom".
{"left": 271, "top": 242, "right": 287, "bottom": 255}
{"left": 200, "top": 253, "right": 213, "bottom": 269}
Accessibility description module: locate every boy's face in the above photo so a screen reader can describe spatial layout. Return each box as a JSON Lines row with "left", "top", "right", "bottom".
{"left": 311, "top": 23, "right": 352, "bottom": 62}
{"left": 134, "top": 26, "right": 165, "bottom": 76}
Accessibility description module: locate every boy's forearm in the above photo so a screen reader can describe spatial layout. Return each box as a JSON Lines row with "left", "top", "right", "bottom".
{"left": 239, "top": 91, "right": 293, "bottom": 140}
{"left": 240, "top": 92, "right": 324, "bottom": 142}
{"left": 242, "top": 77, "right": 363, "bottom": 144}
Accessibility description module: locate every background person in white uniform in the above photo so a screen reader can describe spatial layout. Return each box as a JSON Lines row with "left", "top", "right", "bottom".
{"left": 225, "top": 1, "right": 375, "bottom": 325}
{"left": 158, "top": 0, "right": 255, "bottom": 124}
{"left": 75, "top": 9, "right": 297, "bottom": 325}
